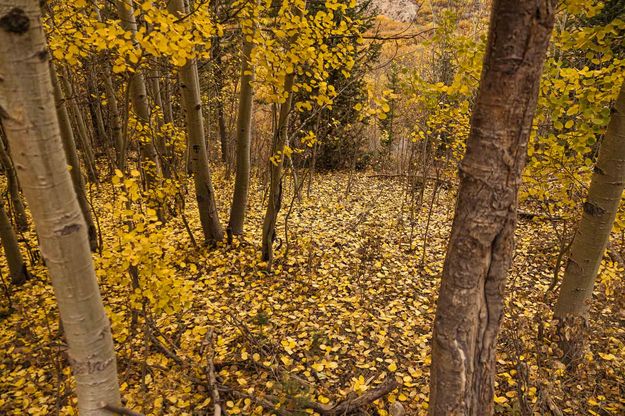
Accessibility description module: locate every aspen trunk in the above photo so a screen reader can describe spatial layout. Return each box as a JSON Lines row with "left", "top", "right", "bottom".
{"left": 554, "top": 83, "right": 625, "bottom": 361}
{"left": 261, "top": 73, "right": 295, "bottom": 268}
{"left": 162, "top": 67, "right": 174, "bottom": 125}
{"left": 60, "top": 68, "right": 99, "bottom": 184}
{"left": 428, "top": 1, "right": 555, "bottom": 414}
{"left": 0, "top": 2, "right": 121, "bottom": 413}
{"left": 0, "top": 126, "right": 28, "bottom": 231}
{"left": 228, "top": 32, "right": 255, "bottom": 237}
{"left": 115, "top": 0, "right": 160, "bottom": 181}
{"left": 91, "top": 3, "right": 125, "bottom": 171}
{"left": 51, "top": 64, "right": 99, "bottom": 252}
{"left": 212, "top": 35, "right": 230, "bottom": 165}
{"left": 150, "top": 68, "right": 171, "bottom": 178}
{"left": 85, "top": 64, "right": 107, "bottom": 148}
{"left": 0, "top": 198, "right": 29, "bottom": 285}
{"left": 103, "top": 70, "right": 125, "bottom": 171}
{"left": 170, "top": 0, "right": 224, "bottom": 244}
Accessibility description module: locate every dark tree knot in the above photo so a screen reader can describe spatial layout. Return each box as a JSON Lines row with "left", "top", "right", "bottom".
{"left": 56, "top": 223, "right": 82, "bottom": 236}
{"left": 583, "top": 202, "right": 605, "bottom": 217}
{"left": 593, "top": 165, "right": 605, "bottom": 175}
{"left": 0, "top": 8, "right": 30, "bottom": 34}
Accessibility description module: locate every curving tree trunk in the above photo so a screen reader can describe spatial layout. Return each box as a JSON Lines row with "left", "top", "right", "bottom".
{"left": 0, "top": 198, "right": 29, "bottom": 285}
{"left": 0, "top": 124, "right": 28, "bottom": 231}
{"left": 554, "top": 82, "right": 625, "bottom": 362}
{"left": 0, "top": 1, "right": 121, "bottom": 413}
{"left": 51, "top": 64, "right": 99, "bottom": 252}
{"left": 169, "top": 0, "right": 224, "bottom": 244}
{"left": 261, "top": 73, "right": 295, "bottom": 269}
{"left": 428, "top": 1, "right": 555, "bottom": 415}
{"left": 228, "top": 29, "right": 255, "bottom": 237}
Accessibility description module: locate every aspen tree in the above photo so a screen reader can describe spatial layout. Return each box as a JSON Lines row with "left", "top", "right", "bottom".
{"left": 169, "top": 0, "right": 224, "bottom": 244}
{"left": 115, "top": 0, "right": 160, "bottom": 180}
{"left": 51, "top": 64, "right": 99, "bottom": 252}
{"left": 554, "top": 82, "right": 625, "bottom": 362}
{"left": 428, "top": 1, "right": 555, "bottom": 414}
{"left": 0, "top": 2, "right": 121, "bottom": 413}
{"left": 0, "top": 199, "right": 29, "bottom": 285}
{"left": 0, "top": 124, "right": 28, "bottom": 231}
{"left": 59, "top": 68, "right": 99, "bottom": 184}
{"left": 91, "top": 2, "right": 126, "bottom": 171}
{"left": 228, "top": 12, "right": 256, "bottom": 237}
{"left": 260, "top": 3, "right": 305, "bottom": 269}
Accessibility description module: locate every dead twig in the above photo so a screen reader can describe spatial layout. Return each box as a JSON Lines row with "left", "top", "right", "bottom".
{"left": 204, "top": 329, "right": 223, "bottom": 416}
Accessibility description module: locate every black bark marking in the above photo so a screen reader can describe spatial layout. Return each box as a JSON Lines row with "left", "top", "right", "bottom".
{"left": 56, "top": 223, "right": 81, "bottom": 236}
{"left": 0, "top": 8, "right": 30, "bottom": 34}
{"left": 593, "top": 165, "right": 605, "bottom": 175}
{"left": 36, "top": 49, "right": 48, "bottom": 61}
{"left": 583, "top": 202, "right": 605, "bottom": 217}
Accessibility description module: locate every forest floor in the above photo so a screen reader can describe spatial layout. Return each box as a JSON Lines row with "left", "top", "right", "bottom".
{"left": 0, "top": 171, "right": 624, "bottom": 416}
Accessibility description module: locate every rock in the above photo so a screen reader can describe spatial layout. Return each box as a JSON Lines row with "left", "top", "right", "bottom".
{"left": 389, "top": 401, "right": 406, "bottom": 416}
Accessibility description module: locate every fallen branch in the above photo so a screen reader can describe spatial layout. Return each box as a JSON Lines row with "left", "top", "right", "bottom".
{"left": 205, "top": 329, "right": 223, "bottom": 416}
{"left": 306, "top": 377, "right": 399, "bottom": 415}
{"left": 227, "top": 376, "right": 398, "bottom": 416}
{"left": 229, "top": 390, "right": 295, "bottom": 416}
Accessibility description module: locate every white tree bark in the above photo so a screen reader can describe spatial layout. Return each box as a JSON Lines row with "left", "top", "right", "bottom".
{"left": 0, "top": 2, "right": 121, "bottom": 414}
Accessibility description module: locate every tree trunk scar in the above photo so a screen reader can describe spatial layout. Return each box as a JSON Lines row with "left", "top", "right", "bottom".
{"left": 55, "top": 223, "right": 82, "bottom": 236}
{"left": 0, "top": 8, "right": 30, "bottom": 34}
{"left": 583, "top": 202, "right": 605, "bottom": 216}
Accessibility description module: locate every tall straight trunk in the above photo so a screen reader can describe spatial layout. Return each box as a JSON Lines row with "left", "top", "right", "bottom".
{"left": 169, "top": 0, "right": 224, "bottom": 244}
{"left": 0, "top": 199, "right": 29, "bottom": 285}
{"left": 51, "top": 64, "right": 99, "bottom": 252}
{"left": 0, "top": 2, "right": 121, "bottom": 414}
{"left": 554, "top": 83, "right": 625, "bottom": 360}
{"left": 85, "top": 63, "right": 107, "bottom": 148}
{"left": 0, "top": 125, "right": 28, "bottom": 230}
{"left": 59, "top": 68, "right": 99, "bottom": 184}
{"left": 162, "top": 67, "right": 174, "bottom": 125}
{"left": 104, "top": 69, "right": 126, "bottom": 171}
{"left": 91, "top": 3, "right": 125, "bottom": 171}
{"left": 150, "top": 68, "right": 171, "bottom": 177}
{"left": 228, "top": 32, "right": 255, "bottom": 237}
{"left": 212, "top": 35, "right": 230, "bottom": 165}
{"left": 115, "top": 0, "right": 160, "bottom": 181}
{"left": 261, "top": 73, "right": 295, "bottom": 268}
{"left": 428, "top": 1, "right": 555, "bottom": 415}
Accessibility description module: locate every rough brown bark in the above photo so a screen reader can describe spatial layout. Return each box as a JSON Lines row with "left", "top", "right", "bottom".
{"left": 554, "top": 83, "right": 625, "bottom": 362}
{"left": 428, "top": 1, "right": 555, "bottom": 415}
{"left": 0, "top": 2, "right": 121, "bottom": 412}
